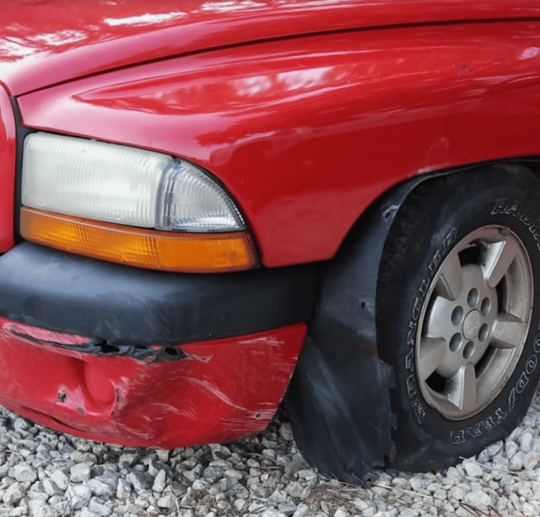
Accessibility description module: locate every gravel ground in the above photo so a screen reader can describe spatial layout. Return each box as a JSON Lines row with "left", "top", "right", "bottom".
{"left": 2, "top": 391, "right": 540, "bottom": 517}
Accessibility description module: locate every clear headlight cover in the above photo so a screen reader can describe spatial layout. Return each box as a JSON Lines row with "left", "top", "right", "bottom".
{"left": 156, "top": 160, "right": 245, "bottom": 232}
{"left": 22, "top": 133, "right": 245, "bottom": 232}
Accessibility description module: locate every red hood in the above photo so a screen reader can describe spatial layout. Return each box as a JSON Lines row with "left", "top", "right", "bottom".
{"left": 1, "top": 0, "right": 540, "bottom": 96}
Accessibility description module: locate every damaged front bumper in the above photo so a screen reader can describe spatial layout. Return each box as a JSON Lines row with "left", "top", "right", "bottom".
{"left": 0, "top": 243, "right": 316, "bottom": 448}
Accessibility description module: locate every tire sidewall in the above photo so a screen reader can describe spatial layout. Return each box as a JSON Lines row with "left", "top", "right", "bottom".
{"left": 379, "top": 166, "right": 540, "bottom": 468}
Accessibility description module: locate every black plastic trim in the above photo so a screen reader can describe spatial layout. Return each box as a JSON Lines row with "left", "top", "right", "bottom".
{"left": 0, "top": 242, "right": 317, "bottom": 346}
{"left": 284, "top": 176, "right": 426, "bottom": 486}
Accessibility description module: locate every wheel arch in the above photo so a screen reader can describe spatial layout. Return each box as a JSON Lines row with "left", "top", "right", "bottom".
{"left": 285, "top": 157, "right": 540, "bottom": 484}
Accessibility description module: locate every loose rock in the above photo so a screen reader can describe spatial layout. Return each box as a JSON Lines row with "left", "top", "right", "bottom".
{"left": 70, "top": 463, "right": 91, "bottom": 483}
{"left": 2, "top": 482, "right": 25, "bottom": 505}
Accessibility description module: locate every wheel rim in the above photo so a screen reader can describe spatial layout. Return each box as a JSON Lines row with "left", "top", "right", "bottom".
{"left": 416, "top": 225, "right": 534, "bottom": 420}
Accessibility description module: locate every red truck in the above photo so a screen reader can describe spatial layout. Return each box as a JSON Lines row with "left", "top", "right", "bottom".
{"left": 1, "top": 0, "right": 540, "bottom": 485}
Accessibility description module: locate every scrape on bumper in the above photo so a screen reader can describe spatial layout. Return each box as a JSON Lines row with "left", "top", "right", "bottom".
{"left": 0, "top": 242, "right": 316, "bottom": 447}
{"left": 0, "top": 318, "right": 307, "bottom": 447}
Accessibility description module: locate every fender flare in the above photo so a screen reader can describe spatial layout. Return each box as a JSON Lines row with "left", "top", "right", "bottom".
{"left": 283, "top": 170, "right": 457, "bottom": 485}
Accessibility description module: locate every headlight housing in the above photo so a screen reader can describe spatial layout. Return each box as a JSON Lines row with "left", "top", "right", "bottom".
{"left": 22, "top": 133, "right": 245, "bottom": 232}
{"left": 21, "top": 133, "right": 257, "bottom": 273}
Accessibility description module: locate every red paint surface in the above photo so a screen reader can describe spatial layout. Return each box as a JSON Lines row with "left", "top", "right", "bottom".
{"left": 0, "top": 318, "right": 306, "bottom": 448}
{"left": 0, "top": 85, "right": 15, "bottom": 252}
{"left": 19, "top": 21, "right": 540, "bottom": 266}
{"left": 1, "top": 1, "right": 540, "bottom": 96}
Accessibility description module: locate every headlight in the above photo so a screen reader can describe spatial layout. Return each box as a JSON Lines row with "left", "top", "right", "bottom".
{"left": 22, "top": 133, "right": 245, "bottom": 232}
{"left": 20, "top": 133, "right": 257, "bottom": 273}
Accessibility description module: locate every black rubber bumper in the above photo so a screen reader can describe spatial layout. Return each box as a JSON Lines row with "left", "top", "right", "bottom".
{"left": 0, "top": 243, "right": 317, "bottom": 346}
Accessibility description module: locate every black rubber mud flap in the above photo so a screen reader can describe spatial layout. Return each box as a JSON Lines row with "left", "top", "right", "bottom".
{"left": 284, "top": 178, "right": 425, "bottom": 486}
{"left": 285, "top": 333, "right": 393, "bottom": 485}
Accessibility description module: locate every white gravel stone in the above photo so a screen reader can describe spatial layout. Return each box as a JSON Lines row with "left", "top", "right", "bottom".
{"left": 86, "top": 478, "right": 115, "bottom": 497}
{"left": 464, "top": 489, "right": 492, "bottom": 508}
{"left": 157, "top": 494, "right": 174, "bottom": 508}
{"left": 71, "top": 451, "right": 96, "bottom": 463}
{"left": 296, "top": 469, "right": 317, "bottom": 482}
{"left": 2, "top": 482, "right": 25, "bottom": 504}
{"left": 49, "top": 495, "right": 70, "bottom": 516}
{"left": 28, "top": 500, "right": 56, "bottom": 517}
{"left": 462, "top": 458, "right": 483, "bottom": 477}
{"left": 524, "top": 451, "right": 540, "bottom": 470}
{"left": 520, "top": 431, "right": 534, "bottom": 453}
{"left": 14, "top": 418, "right": 30, "bottom": 433}
{"left": 118, "top": 453, "right": 137, "bottom": 467}
{"left": 28, "top": 489, "right": 48, "bottom": 502}
{"left": 50, "top": 470, "right": 68, "bottom": 491}
{"left": 397, "top": 510, "right": 418, "bottom": 517}
{"left": 224, "top": 468, "right": 243, "bottom": 480}
{"left": 354, "top": 499, "right": 371, "bottom": 512}
{"left": 279, "top": 502, "right": 297, "bottom": 514}
{"left": 79, "top": 509, "right": 99, "bottom": 517}
{"left": 155, "top": 450, "right": 169, "bottom": 462}
{"left": 292, "top": 503, "right": 310, "bottom": 517}
{"left": 505, "top": 440, "right": 519, "bottom": 460}
{"left": 88, "top": 499, "right": 112, "bottom": 517}
{"left": 70, "top": 463, "right": 91, "bottom": 483}
{"left": 409, "top": 477, "right": 430, "bottom": 491}
{"left": 450, "top": 485, "right": 467, "bottom": 501}
{"left": 433, "top": 489, "right": 446, "bottom": 501}
{"left": 445, "top": 466, "right": 461, "bottom": 480}
{"left": 66, "top": 484, "right": 92, "bottom": 509}
{"left": 152, "top": 469, "right": 166, "bottom": 493}
{"left": 486, "top": 441, "right": 503, "bottom": 457}
{"left": 234, "top": 498, "right": 246, "bottom": 511}
{"left": 128, "top": 471, "right": 150, "bottom": 492}
{"left": 509, "top": 451, "right": 526, "bottom": 471}
{"left": 11, "top": 464, "right": 37, "bottom": 485}
{"left": 285, "top": 481, "right": 304, "bottom": 498}
{"left": 0, "top": 464, "right": 9, "bottom": 478}
{"left": 116, "top": 479, "right": 131, "bottom": 500}
{"left": 279, "top": 423, "right": 294, "bottom": 441}
{"left": 192, "top": 479, "right": 209, "bottom": 490}
{"left": 218, "top": 477, "right": 237, "bottom": 492}
{"left": 41, "top": 478, "right": 60, "bottom": 497}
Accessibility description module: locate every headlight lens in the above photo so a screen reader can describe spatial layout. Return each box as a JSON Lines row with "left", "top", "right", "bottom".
{"left": 22, "top": 133, "right": 245, "bottom": 232}
{"left": 20, "top": 133, "right": 257, "bottom": 273}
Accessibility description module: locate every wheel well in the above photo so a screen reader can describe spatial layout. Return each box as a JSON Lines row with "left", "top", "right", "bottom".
{"left": 335, "top": 157, "right": 540, "bottom": 260}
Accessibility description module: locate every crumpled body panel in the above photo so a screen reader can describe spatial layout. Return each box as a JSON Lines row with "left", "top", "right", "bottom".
{"left": 0, "top": 318, "right": 306, "bottom": 448}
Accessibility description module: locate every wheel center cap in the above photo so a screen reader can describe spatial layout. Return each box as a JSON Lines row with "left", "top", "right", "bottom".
{"left": 463, "top": 310, "right": 481, "bottom": 340}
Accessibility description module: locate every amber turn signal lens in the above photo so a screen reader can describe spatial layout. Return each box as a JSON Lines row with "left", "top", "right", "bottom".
{"left": 20, "top": 208, "right": 258, "bottom": 273}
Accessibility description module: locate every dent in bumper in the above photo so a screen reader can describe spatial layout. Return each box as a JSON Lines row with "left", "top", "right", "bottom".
{"left": 0, "top": 318, "right": 307, "bottom": 448}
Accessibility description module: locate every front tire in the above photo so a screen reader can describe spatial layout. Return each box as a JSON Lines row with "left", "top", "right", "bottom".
{"left": 377, "top": 164, "right": 540, "bottom": 471}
